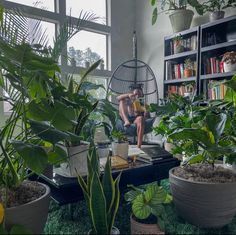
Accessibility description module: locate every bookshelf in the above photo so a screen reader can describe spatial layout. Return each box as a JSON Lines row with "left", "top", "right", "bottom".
{"left": 163, "top": 15, "right": 236, "bottom": 99}
{"left": 164, "top": 26, "right": 199, "bottom": 97}
{"left": 199, "top": 15, "right": 236, "bottom": 100}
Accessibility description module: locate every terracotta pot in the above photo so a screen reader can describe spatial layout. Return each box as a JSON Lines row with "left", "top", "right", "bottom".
{"left": 5, "top": 182, "right": 50, "bottom": 234}
{"left": 184, "top": 69, "right": 193, "bottom": 78}
{"left": 130, "top": 215, "right": 164, "bottom": 234}
{"left": 169, "top": 167, "right": 236, "bottom": 228}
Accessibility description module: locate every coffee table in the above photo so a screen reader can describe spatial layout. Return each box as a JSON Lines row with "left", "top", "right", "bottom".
{"left": 39, "top": 145, "right": 180, "bottom": 205}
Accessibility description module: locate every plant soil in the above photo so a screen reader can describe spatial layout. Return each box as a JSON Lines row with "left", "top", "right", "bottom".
{"left": 173, "top": 164, "right": 236, "bottom": 183}
{"left": 0, "top": 181, "right": 46, "bottom": 208}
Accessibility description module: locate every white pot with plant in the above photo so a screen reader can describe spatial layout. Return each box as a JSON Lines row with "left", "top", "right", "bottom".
{"left": 222, "top": 51, "right": 236, "bottom": 73}
{"left": 125, "top": 183, "right": 172, "bottom": 235}
{"left": 173, "top": 34, "right": 185, "bottom": 54}
{"left": 151, "top": 0, "right": 194, "bottom": 33}
{"left": 188, "top": 0, "right": 236, "bottom": 22}
{"left": 111, "top": 130, "right": 129, "bottom": 158}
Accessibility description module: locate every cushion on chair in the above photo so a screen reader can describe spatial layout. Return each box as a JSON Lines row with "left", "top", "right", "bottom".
{"left": 116, "top": 117, "right": 155, "bottom": 137}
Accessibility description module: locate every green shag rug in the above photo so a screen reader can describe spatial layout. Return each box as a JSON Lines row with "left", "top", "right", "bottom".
{"left": 44, "top": 180, "right": 236, "bottom": 234}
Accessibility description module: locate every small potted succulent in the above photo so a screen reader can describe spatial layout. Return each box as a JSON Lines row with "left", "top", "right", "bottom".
{"left": 222, "top": 51, "right": 236, "bottom": 73}
{"left": 173, "top": 34, "right": 184, "bottom": 54}
{"left": 125, "top": 183, "right": 172, "bottom": 234}
{"left": 111, "top": 130, "right": 129, "bottom": 158}
{"left": 188, "top": 0, "right": 236, "bottom": 22}
{"left": 184, "top": 58, "right": 194, "bottom": 77}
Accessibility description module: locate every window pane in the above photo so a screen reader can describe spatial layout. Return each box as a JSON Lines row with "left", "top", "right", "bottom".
{"left": 27, "top": 19, "right": 55, "bottom": 48}
{"left": 72, "top": 74, "right": 107, "bottom": 100}
{"left": 66, "top": 0, "right": 106, "bottom": 23}
{"left": 67, "top": 31, "right": 107, "bottom": 69}
{"left": 6, "top": 0, "right": 54, "bottom": 12}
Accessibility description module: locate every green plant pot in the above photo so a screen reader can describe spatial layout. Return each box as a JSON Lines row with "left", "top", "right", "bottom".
{"left": 169, "top": 9, "right": 194, "bottom": 33}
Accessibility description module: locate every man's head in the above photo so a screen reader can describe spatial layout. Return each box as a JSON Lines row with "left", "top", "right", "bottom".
{"left": 129, "top": 84, "right": 144, "bottom": 98}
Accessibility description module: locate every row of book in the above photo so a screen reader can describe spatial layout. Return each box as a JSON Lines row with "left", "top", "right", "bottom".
{"left": 208, "top": 80, "right": 227, "bottom": 100}
{"left": 165, "top": 61, "right": 197, "bottom": 80}
{"left": 169, "top": 34, "right": 198, "bottom": 55}
{"left": 168, "top": 85, "right": 195, "bottom": 96}
{"left": 203, "top": 57, "right": 224, "bottom": 75}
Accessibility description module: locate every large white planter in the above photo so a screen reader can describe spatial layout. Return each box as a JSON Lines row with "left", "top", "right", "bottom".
{"left": 169, "top": 9, "right": 194, "bottom": 33}
{"left": 5, "top": 182, "right": 50, "bottom": 234}
{"left": 224, "top": 62, "right": 236, "bottom": 73}
{"left": 111, "top": 142, "right": 129, "bottom": 159}
{"left": 60, "top": 142, "right": 89, "bottom": 177}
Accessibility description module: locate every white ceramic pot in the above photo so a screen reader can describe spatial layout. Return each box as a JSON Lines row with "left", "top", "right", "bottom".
{"left": 209, "top": 11, "right": 225, "bottom": 22}
{"left": 169, "top": 9, "right": 194, "bottom": 33}
{"left": 111, "top": 142, "right": 129, "bottom": 158}
{"left": 61, "top": 142, "right": 89, "bottom": 177}
{"left": 5, "top": 182, "right": 50, "bottom": 234}
{"left": 224, "top": 62, "right": 236, "bottom": 73}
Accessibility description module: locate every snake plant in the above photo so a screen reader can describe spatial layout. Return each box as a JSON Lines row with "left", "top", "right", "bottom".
{"left": 77, "top": 146, "right": 121, "bottom": 234}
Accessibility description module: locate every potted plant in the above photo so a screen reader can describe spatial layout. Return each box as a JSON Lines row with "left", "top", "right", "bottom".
{"left": 77, "top": 145, "right": 121, "bottom": 234}
{"left": 0, "top": 4, "right": 98, "bottom": 233}
{"left": 222, "top": 51, "right": 236, "bottom": 73}
{"left": 169, "top": 109, "right": 236, "bottom": 228}
{"left": 111, "top": 130, "right": 129, "bottom": 158}
{"left": 151, "top": 0, "right": 194, "bottom": 33}
{"left": 184, "top": 58, "right": 194, "bottom": 77}
{"left": 173, "top": 34, "right": 185, "bottom": 54}
{"left": 188, "top": 0, "right": 236, "bottom": 22}
{"left": 124, "top": 183, "right": 172, "bottom": 234}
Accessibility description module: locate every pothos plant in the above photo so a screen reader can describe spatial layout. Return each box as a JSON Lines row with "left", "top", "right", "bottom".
{"left": 151, "top": 0, "right": 189, "bottom": 25}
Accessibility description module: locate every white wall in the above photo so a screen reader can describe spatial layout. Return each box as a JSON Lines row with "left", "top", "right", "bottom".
{"left": 135, "top": 0, "right": 236, "bottom": 99}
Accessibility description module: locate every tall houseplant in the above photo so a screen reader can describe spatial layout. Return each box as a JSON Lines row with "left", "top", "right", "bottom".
{"left": 188, "top": 0, "right": 236, "bottom": 22}
{"left": 77, "top": 145, "right": 121, "bottom": 234}
{"left": 168, "top": 93, "right": 236, "bottom": 228}
{"left": 151, "top": 0, "right": 194, "bottom": 32}
{"left": 0, "top": 4, "right": 99, "bottom": 233}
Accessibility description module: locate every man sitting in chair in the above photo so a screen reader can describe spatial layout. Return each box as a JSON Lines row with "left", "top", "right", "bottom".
{"left": 117, "top": 84, "right": 150, "bottom": 148}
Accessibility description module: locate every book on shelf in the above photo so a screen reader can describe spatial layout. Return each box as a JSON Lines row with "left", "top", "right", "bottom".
{"left": 203, "top": 56, "right": 224, "bottom": 75}
{"left": 208, "top": 80, "right": 227, "bottom": 100}
{"left": 168, "top": 85, "right": 195, "bottom": 96}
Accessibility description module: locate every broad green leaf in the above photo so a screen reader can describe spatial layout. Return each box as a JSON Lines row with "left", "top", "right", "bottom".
{"left": 150, "top": 0, "right": 156, "bottom": 6}
{"left": 185, "top": 154, "right": 204, "bottom": 165}
{"left": 11, "top": 141, "right": 48, "bottom": 174}
{"left": 132, "top": 194, "right": 151, "bottom": 219}
{"left": 124, "top": 190, "right": 142, "bottom": 202}
{"left": 90, "top": 172, "right": 108, "bottom": 234}
{"left": 48, "top": 145, "right": 67, "bottom": 164}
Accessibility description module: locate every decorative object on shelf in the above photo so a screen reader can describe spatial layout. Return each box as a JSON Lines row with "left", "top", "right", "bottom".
{"left": 188, "top": 0, "right": 236, "bottom": 22}
{"left": 151, "top": 0, "right": 194, "bottom": 33}
{"left": 184, "top": 58, "right": 194, "bottom": 77}
{"left": 173, "top": 34, "right": 185, "bottom": 54}
{"left": 222, "top": 51, "right": 236, "bottom": 72}
{"left": 125, "top": 183, "right": 172, "bottom": 235}
{"left": 77, "top": 146, "right": 121, "bottom": 235}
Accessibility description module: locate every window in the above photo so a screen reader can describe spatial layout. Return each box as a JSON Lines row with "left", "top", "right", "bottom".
{"left": 6, "top": 0, "right": 54, "bottom": 12}
{"left": 67, "top": 31, "right": 107, "bottom": 69}
{"left": 66, "top": 0, "right": 106, "bottom": 24}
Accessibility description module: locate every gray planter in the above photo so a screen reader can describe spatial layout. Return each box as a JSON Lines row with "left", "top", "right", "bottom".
{"left": 169, "top": 10, "right": 194, "bottom": 33}
{"left": 5, "top": 182, "right": 51, "bottom": 234}
{"left": 169, "top": 167, "right": 236, "bottom": 228}
{"left": 209, "top": 11, "right": 225, "bottom": 22}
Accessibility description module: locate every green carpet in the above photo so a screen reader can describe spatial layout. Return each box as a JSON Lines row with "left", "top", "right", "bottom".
{"left": 44, "top": 180, "right": 236, "bottom": 234}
